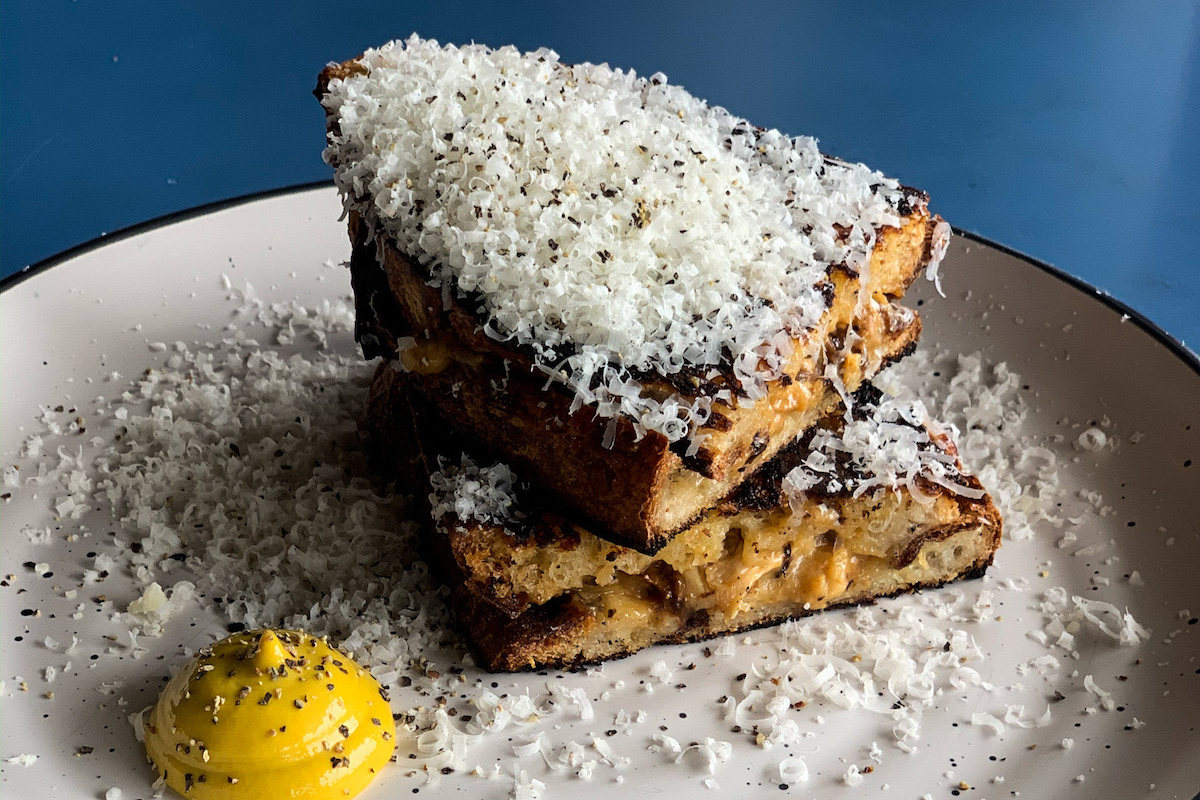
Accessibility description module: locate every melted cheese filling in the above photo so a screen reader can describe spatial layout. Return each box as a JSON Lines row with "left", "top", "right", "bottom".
{"left": 569, "top": 506, "right": 886, "bottom": 635}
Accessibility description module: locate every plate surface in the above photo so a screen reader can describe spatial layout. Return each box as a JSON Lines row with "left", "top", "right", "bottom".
{"left": 2, "top": 185, "right": 1198, "bottom": 799}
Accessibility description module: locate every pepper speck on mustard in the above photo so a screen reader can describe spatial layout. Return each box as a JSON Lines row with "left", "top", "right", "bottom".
{"left": 145, "top": 629, "right": 395, "bottom": 799}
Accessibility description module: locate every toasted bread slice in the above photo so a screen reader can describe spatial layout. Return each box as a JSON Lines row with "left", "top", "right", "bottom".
{"left": 367, "top": 296, "right": 920, "bottom": 553}
{"left": 405, "top": 386, "right": 1001, "bottom": 672}
{"left": 322, "top": 44, "right": 945, "bottom": 553}
{"left": 446, "top": 523, "right": 996, "bottom": 672}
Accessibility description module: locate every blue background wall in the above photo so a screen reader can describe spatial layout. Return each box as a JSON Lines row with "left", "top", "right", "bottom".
{"left": 3, "top": 1, "right": 1197, "bottom": 345}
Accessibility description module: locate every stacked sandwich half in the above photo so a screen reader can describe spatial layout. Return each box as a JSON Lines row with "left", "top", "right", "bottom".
{"left": 317, "top": 37, "right": 1002, "bottom": 671}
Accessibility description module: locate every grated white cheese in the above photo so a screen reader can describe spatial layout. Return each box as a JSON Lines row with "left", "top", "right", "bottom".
{"left": 125, "top": 581, "right": 195, "bottom": 638}
{"left": 591, "top": 736, "right": 630, "bottom": 769}
{"left": 1036, "top": 588, "right": 1151, "bottom": 648}
{"left": 651, "top": 733, "right": 682, "bottom": 755}
{"left": 1075, "top": 427, "right": 1108, "bottom": 451}
{"left": 12, "top": 265, "right": 1164, "bottom": 797}
{"left": 511, "top": 766, "right": 546, "bottom": 800}
{"left": 89, "top": 301, "right": 457, "bottom": 690}
{"left": 778, "top": 755, "right": 810, "bottom": 783}
{"left": 512, "top": 736, "right": 544, "bottom": 759}
{"left": 1083, "top": 674, "right": 1111, "bottom": 703}
{"left": 23, "top": 526, "right": 52, "bottom": 544}
{"left": 782, "top": 392, "right": 984, "bottom": 505}
{"left": 879, "top": 351, "right": 1061, "bottom": 541}
{"left": 20, "top": 434, "right": 44, "bottom": 458}
{"left": 43, "top": 634, "right": 78, "bottom": 655}
{"left": 322, "top": 36, "right": 927, "bottom": 442}
{"left": 676, "top": 738, "right": 732, "bottom": 775}
{"left": 725, "top": 601, "right": 988, "bottom": 753}
{"left": 429, "top": 455, "right": 520, "bottom": 527}
{"left": 1003, "top": 704, "right": 1052, "bottom": 728}
{"left": 971, "top": 712, "right": 1006, "bottom": 735}
{"left": 4, "top": 753, "right": 38, "bottom": 766}
{"left": 648, "top": 660, "right": 674, "bottom": 684}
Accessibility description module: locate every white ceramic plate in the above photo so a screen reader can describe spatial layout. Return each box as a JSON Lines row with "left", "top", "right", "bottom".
{"left": 3, "top": 185, "right": 1198, "bottom": 800}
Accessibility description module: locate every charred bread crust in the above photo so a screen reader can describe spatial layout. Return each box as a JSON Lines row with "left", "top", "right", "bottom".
{"left": 363, "top": 360, "right": 429, "bottom": 490}
{"left": 351, "top": 227, "right": 407, "bottom": 361}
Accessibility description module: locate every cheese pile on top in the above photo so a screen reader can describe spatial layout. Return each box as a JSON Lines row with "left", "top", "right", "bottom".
{"left": 321, "top": 35, "right": 916, "bottom": 440}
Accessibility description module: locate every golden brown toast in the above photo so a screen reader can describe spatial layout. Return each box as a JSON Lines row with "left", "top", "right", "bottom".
{"left": 367, "top": 297, "right": 920, "bottom": 553}
{"left": 397, "top": 385, "right": 1001, "bottom": 672}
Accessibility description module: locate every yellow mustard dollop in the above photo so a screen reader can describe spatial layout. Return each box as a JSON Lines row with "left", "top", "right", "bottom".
{"left": 145, "top": 629, "right": 395, "bottom": 799}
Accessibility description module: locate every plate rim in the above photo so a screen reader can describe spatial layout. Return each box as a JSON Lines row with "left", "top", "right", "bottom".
{"left": 3, "top": 179, "right": 1196, "bottom": 378}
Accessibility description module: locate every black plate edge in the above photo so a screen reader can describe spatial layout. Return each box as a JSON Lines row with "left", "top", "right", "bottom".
{"left": 2, "top": 190, "right": 1195, "bottom": 380}
{"left": 0, "top": 179, "right": 336, "bottom": 294}
{"left": 951, "top": 227, "right": 1198, "bottom": 376}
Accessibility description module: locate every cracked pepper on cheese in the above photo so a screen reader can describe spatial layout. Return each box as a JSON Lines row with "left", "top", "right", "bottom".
{"left": 319, "top": 35, "right": 945, "bottom": 441}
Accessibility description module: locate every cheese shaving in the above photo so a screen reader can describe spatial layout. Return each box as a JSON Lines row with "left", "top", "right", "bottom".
{"left": 778, "top": 755, "right": 810, "bottom": 783}
{"left": 726, "top": 602, "right": 987, "bottom": 753}
{"left": 1036, "top": 588, "right": 1151, "bottom": 647}
{"left": 677, "top": 738, "right": 732, "bottom": 775}
{"left": 4, "top": 754, "right": 38, "bottom": 767}
{"left": 970, "top": 712, "right": 1005, "bottom": 735}
{"left": 124, "top": 581, "right": 195, "bottom": 638}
